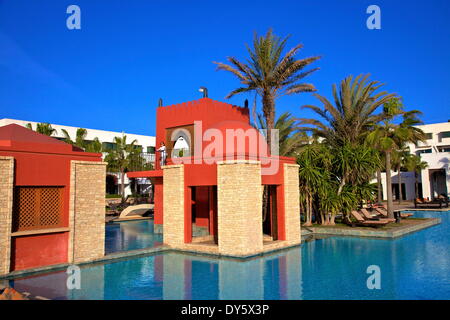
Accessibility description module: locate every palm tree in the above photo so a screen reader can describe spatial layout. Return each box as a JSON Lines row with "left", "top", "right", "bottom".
{"left": 404, "top": 154, "right": 428, "bottom": 199}
{"left": 297, "top": 143, "right": 329, "bottom": 226}
{"left": 298, "top": 74, "right": 396, "bottom": 148}
{"left": 26, "top": 122, "right": 57, "bottom": 136}
{"left": 104, "top": 134, "right": 138, "bottom": 202}
{"left": 367, "top": 98, "right": 426, "bottom": 218}
{"left": 214, "top": 28, "right": 320, "bottom": 148}
{"left": 61, "top": 128, "right": 103, "bottom": 153}
{"left": 85, "top": 137, "right": 103, "bottom": 153}
{"left": 256, "top": 111, "right": 309, "bottom": 157}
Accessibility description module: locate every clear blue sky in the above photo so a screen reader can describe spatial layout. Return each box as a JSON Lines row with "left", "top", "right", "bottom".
{"left": 1, "top": 0, "right": 449, "bottom": 136}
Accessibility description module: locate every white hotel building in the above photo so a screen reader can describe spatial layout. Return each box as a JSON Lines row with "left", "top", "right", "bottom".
{"left": 0, "top": 118, "right": 156, "bottom": 197}
{"left": 378, "top": 121, "right": 450, "bottom": 201}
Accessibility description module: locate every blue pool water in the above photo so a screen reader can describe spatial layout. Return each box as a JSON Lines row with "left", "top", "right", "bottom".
{"left": 9, "top": 211, "right": 450, "bottom": 300}
{"left": 105, "top": 220, "right": 163, "bottom": 254}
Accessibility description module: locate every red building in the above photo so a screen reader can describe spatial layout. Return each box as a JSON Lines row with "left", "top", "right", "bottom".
{"left": 128, "top": 97, "right": 301, "bottom": 257}
{"left": 0, "top": 124, "right": 106, "bottom": 274}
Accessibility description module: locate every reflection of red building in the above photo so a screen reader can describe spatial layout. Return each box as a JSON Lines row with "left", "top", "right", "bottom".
{"left": 128, "top": 97, "right": 301, "bottom": 257}
{"left": 0, "top": 124, "right": 105, "bottom": 275}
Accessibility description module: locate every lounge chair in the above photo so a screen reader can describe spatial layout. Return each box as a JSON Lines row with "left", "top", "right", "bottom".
{"left": 375, "top": 207, "right": 412, "bottom": 219}
{"left": 350, "top": 210, "right": 391, "bottom": 228}
{"left": 414, "top": 198, "right": 448, "bottom": 209}
{"left": 360, "top": 208, "right": 395, "bottom": 222}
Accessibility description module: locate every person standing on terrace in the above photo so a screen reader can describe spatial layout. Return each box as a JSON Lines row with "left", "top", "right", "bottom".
{"left": 157, "top": 142, "right": 167, "bottom": 167}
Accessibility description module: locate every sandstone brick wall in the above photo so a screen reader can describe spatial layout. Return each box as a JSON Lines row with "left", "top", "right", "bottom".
{"left": 217, "top": 160, "right": 263, "bottom": 256}
{"left": 0, "top": 157, "right": 14, "bottom": 276}
{"left": 283, "top": 163, "right": 301, "bottom": 244}
{"left": 162, "top": 164, "right": 185, "bottom": 247}
{"left": 69, "top": 161, "right": 106, "bottom": 264}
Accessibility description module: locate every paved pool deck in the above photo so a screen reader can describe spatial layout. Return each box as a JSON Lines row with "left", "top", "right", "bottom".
{"left": 306, "top": 217, "right": 441, "bottom": 239}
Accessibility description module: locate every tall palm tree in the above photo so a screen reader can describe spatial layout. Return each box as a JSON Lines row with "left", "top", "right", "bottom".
{"left": 298, "top": 74, "right": 396, "bottom": 148}
{"left": 367, "top": 98, "right": 426, "bottom": 218}
{"left": 104, "top": 134, "right": 138, "bottom": 202}
{"left": 256, "top": 111, "right": 309, "bottom": 157}
{"left": 214, "top": 28, "right": 320, "bottom": 148}
{"left": 404, "top": 153, "right": 428, "bottom": 199}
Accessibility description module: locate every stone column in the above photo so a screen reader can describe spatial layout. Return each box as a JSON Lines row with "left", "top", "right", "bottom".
{"left": 283, "top": 163, "right": 301, "bottom": 245}
{"left": 217, "top": 160, "right": 262, "bottom": 256}
{"left": 0, "top": 157, "right": 14, "bottom": 276}
{"left": 162, "top": 164, "right": 185, "bottom": 247}
{"left": 69, "top": 161, "right": 106, "bottom": 264}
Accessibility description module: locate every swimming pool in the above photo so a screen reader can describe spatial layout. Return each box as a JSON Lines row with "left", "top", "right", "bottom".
{"left": 105, "top": 220, "right": 163, "bottom": 254}
{"left": 9, "top": 211, "right": 450, "bottom": 299}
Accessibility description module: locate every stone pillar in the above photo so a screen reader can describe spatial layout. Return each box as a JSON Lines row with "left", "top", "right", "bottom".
{"left": 217, "top": 160, "right": 262, "bottom": 256}
{"left": 69, "top": 161, "right": 106, "bottom": 264}
{"left": 0, "top": 157, "right": 14, "bottom": 276}
{"left": 283, "top": 163, "right": 301, "bottom": 245}
{"left": 162, "top": 164, "right": 185, "bottom": 247}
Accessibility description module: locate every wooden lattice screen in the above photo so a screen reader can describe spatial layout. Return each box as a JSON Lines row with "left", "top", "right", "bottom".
{"left": 13, "top": 187, "right": 64, "bottom": 232}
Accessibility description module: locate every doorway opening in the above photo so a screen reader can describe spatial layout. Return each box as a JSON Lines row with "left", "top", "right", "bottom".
{"left": 262, "top": 185, "right": 278, "bottom": 241}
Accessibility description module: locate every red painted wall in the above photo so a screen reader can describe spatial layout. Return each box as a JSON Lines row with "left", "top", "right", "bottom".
{"left": 10, "top": 232, "right": 69, "bottom": 271}
{"left": 193, "top": 186, "right": 210, "bottom": 227}
{"left": 152, "top": 177, "right": 163, "bottom": 225}
{"left": 155, "top": 98, "right": 250, "bottom": 170}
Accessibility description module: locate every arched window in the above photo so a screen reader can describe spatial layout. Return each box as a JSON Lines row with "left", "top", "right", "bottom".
{"left": 171, "top": 129, "right": 191, "bottom": 158}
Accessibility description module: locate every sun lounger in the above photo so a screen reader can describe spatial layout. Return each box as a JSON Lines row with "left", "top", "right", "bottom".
{"left": 350, "top": 211, "right": 391, "bottom": 227}
{"left": 360, "top": 208, "right": 395, "bottom": 222}
{"left": 375, "top": 207, "right": 412, "bottom": 219}
{"left": 414, "top": 198, "right": 448, "bottom": 209}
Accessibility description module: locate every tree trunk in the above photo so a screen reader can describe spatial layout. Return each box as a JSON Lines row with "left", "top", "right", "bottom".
{"left": 262, "top": 91, "right": 275, "bottom": 228}
{"left": 376, "top": 170, "right": 383, "bottom": 204}
{"left": 120, "top": 169, "right": 125, "bottom": 203}
{"left": 385, "top": 151, "right": 394, "bottom": 219}
{"left": 262, "top": 91, "right": 275, "bottom": 151}
{"left": 329, "top": 213, "right": 336, "bottom": 225}
{"left": 337, "top": 176, "right": 346, "bottom": 195}
{"left": 397, "top": 167, "right": 402, "bottom": 204}
{"left": 415, "top": 171, "right": 419, "bottom": 199}
{"left": 304, "top": 194, "right": 312, "bottom": 226}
